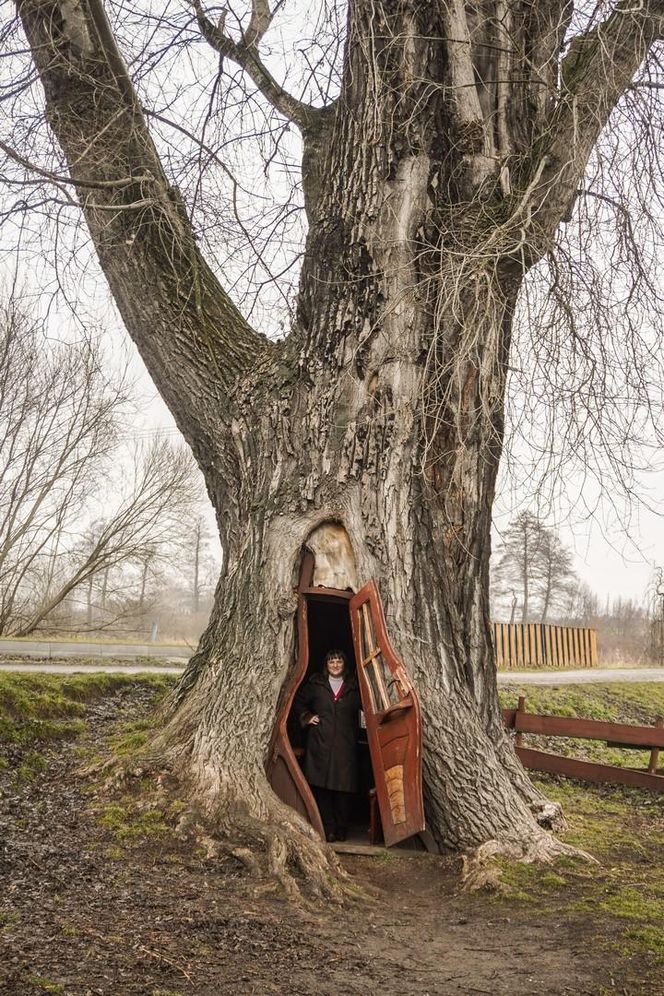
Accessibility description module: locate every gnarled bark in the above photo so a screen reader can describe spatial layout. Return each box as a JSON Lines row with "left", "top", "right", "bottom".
{"left": 16, "top": 0, "right": 664, "bottom": 890}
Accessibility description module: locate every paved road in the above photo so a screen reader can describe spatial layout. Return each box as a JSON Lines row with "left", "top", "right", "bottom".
{"left": 0, "top": 661, "right": 185, "bottom": 674}
{"left": 1, "top": 660, "right": 663, "bottom": 683}
{"left": 497, "top": 667, "right": 664, "bottom": 684}
{"left": 0, "top": 637, "right": 189, "bottom": 660}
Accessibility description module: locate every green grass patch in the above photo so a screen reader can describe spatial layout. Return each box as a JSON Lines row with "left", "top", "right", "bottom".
{"left": 499, "top": 682, "right": 664, "bottom": 769}
{"left": 0, "top": 672, "right": 175, "bottom": 749}
{"left": 98, "top": 801, "right": 170, "bottom": 842}
{"left": 14, "top": 749, "right": 49, "bottom": 786}
{"left": 26, "top": 977, "right": 64, "bottom": 994}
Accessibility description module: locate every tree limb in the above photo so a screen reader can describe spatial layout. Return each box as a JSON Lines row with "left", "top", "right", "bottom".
{"left": 527, "top": 0, "right": 664, "bottom": 242}
{"left": 16, "top": 0, "right": 269, "bottom": 465}
{"left": 190, "top": 0, "right": 321, "bottom": 130}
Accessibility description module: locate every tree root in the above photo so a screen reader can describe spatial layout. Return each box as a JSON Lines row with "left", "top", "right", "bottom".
{"left": 460, "top": 832, "right": 597, "bottom": 893}
{"left": 82, "top": 750, "right": 358, "bottom": 903}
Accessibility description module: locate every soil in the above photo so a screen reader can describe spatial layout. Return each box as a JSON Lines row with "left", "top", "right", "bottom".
{"left": 0, "top": 681, "right": 661, "bottom": 996}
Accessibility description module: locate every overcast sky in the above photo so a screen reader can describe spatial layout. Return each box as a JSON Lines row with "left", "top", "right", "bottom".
{"left": 2, "top": 0, "right": 662, "bottom": 610}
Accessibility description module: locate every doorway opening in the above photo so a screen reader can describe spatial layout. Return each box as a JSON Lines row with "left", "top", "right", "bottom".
{"left": 267, "top": 543, "right": 426, "bottom": 850}
{"left": 286, "top": 592, "right": 374, "bottom": 842}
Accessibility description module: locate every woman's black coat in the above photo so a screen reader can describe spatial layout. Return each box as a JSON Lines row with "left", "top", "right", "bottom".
{"left": 294, "top": 672, "right": 361, "bottom": 793}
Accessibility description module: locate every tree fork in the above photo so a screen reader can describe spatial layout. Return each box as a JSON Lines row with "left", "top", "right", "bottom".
{"left": 16, "top": 0, "right": 664, "bottom": 889}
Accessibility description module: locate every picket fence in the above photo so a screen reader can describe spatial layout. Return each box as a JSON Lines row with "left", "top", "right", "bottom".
{"left": 493, "top": 622, "right": 597, "bottom": 669}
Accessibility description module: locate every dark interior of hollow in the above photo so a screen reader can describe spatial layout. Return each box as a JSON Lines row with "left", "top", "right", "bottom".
{"left": 287, "top": 594, "right": 373, "bottom": 830}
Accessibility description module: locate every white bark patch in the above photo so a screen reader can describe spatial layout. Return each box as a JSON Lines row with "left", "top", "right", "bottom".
{"left": 58, "top": 0, "right": 94, "bottom": 56}
{"left": 307, "top": 522, "right": 357, "bottom": 590}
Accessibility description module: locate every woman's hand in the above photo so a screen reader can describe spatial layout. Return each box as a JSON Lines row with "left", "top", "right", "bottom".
{"left": 307, "top": 714, "right": 320, "bottom": 725}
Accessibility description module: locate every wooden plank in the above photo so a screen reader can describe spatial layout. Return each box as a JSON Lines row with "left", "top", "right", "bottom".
{"left": 590, "top": 628, "right": 598, "bottom": 667}
{"left": 649, "top": 716, "right": 664, "bottom": 773}
{"left": 502, "top": 708, "right": 517, "bottom": 728}
{"left": 331, "top": 841, "right": 426, "bottom": 856}
{"left": 515, "top": 747, "right": 664, "bottom": 792}
{"left": 536, "top": 624, "right": 543, "bottom": 667}
{"left": 496, "top": 624, "right": 504, "bottom": 670}
{"left": 512, "top": 712, "right": 664, "bottom": 748}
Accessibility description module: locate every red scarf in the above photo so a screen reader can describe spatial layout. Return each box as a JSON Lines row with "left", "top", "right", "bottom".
{"left": 331, "top": 680, "right": 345, "bottom": 702}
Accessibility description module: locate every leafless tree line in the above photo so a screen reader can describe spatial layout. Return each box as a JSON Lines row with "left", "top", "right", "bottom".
{"left": 491, "top": 512, "right": 661, "bottom": 663}
{"left": 0, "top": 298, "right": 218, "bottom": 637}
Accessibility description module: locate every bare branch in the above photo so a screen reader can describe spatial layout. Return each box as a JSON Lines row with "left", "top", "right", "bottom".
{"left": 190, "top": 0, "right": 321, "bottom": 129}
{"left": 529, "top": 0, "right": 664, "bottom": 238}
{"left": 16, "top": 0, "right": 270, "bottom": 468}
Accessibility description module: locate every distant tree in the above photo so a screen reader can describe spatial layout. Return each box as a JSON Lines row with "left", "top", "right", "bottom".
{"left": 493, "top": 513, "right": 577, "bottom": 622}
{"left": 186, "top": 516, "right": 216, "bottom": 614}
{"left": 493, "top": 513, "right": 545, "bottom": 622}
{"left": 568, "top": 582, "right": 600, "bottom": 625}
{"left": 537, "top": 529, "right": 577, "bottom": 622}
{"left": 0, "top": 301, "right": 204, "bottom": 635}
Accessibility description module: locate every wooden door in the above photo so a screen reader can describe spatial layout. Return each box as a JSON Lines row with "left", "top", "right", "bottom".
{"left": 350, "top": 580, "right": 425, "bottom": 846}
{"left": 266, "top": 555, "right": 324, "bottom": 839}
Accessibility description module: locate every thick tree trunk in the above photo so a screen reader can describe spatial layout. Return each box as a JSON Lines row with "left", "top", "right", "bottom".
{"left": 19, "top": 0, "right": 659, "bottom": 890}
{"left": 153, "top": 2, "right": 562, "bottom": 874}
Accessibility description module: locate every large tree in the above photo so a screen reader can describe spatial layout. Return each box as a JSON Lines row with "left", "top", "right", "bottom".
{"left": 7, "top": 0, "right": 664, "bottom": 892}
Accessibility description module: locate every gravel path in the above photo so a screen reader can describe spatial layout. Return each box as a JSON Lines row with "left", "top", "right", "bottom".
{"left": 0, "top": 661, "right": 185, "bottom": 674}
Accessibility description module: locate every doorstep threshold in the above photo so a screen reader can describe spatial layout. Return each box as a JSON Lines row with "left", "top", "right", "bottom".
{"left": 330, "top": 841, "right": 424, "bottom": 857}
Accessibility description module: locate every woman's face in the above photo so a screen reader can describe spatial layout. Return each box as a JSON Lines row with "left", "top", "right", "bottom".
{"left": 326, "top": 655, "right": 345, "bottom": 678}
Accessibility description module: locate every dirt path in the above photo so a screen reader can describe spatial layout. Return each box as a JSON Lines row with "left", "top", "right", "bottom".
{"left": 0, "top": 682, "right": 661, "bottom": 995}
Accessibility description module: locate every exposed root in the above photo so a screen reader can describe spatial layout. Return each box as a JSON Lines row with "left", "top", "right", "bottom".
{"left": 81, "top": 745, "right": 357, "bottom": 902}
{"left": 531, "top": 799, "right": 566, "bottom": 833}
{"left": 460, "top": 832, "right": 598, "bottom": 893}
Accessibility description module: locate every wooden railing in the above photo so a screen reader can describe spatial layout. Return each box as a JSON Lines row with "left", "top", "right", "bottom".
{"left": 493, "top": 622, "right": 597, "bottom": 669}
{"left": 503, "top": 695, "right": 664, "bottom": 792}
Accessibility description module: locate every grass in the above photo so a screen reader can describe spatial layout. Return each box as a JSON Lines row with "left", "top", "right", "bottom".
{"left": 496, "top": 682, "right": 664, "bottom": 973}
{"left": 495, "top": 777, "right": 664, "bottom": 966}
{"left": 499, "top": 682, "right": 664, "bottom": 769}
{"left": 98, "top": 801, "right": 170, "bottom": 842}
{"left": 26, "top": 977, "right": 65, "bottom": 994}
{"left": 0, "top": 672, "right": 176, "bottom": 749}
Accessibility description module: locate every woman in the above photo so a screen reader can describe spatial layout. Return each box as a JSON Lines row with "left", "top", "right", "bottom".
{"left": 294, "top": 649, "right": 361, "bottom": 842}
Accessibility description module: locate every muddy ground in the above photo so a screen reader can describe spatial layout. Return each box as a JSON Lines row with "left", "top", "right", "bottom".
{"left": 1, "top": 677, "right": 663, "bottom": 995}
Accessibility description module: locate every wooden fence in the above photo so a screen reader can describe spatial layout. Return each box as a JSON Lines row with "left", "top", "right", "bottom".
{"left": 493, "top": 622, "right": 597, "bottom": 669}
{"left": 503, "top": 695, "right": 664, "bottom": 792}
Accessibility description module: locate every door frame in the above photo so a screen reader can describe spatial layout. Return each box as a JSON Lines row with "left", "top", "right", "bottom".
{"left": 267, "top": 551, "right": 354, "bottom": 840}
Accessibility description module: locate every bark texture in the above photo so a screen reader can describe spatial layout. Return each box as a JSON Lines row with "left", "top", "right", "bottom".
{"left": 16, "top": 0, "right": 664, "bottom": 887}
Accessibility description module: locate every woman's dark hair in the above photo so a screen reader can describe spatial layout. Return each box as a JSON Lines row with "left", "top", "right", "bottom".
{"left": 323, "top": 649, "right": 349, "bottom": 675}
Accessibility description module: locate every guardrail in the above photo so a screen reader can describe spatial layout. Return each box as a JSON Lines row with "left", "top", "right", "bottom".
{"left": 494, "top": 622, "right": 597, "bottom": 669}
{"left": 503, "top": 695, "right": 664, "bottom": 791}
